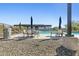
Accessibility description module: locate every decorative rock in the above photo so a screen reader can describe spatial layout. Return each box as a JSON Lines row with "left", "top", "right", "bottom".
{"left": 56, "top": 45, "right": 76, "bottom": 56}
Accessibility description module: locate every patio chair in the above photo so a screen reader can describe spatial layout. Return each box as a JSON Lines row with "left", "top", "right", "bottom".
{"left": 55, "top": 29, "right": 63, "bottom": 37}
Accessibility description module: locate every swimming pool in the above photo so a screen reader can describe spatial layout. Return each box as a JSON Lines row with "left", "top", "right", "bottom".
{"left": 39, "top": 31, "right": 56, "bottom": 36}
{"left": 72, "top": 32, "right": 79, "bottom": 35}
{"left": 39, "top": 31, "right": 79, "bottom": 36}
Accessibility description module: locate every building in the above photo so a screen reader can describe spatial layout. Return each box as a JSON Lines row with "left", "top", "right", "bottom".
{"left": 14, "top": 24, "right": 52, "bottom": 31}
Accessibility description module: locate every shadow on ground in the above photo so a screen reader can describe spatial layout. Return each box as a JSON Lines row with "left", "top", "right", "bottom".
{"left": 15, "top": 36, "right": 34, "bottom": 41}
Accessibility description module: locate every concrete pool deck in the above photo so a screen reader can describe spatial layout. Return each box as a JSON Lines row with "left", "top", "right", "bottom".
{"left": 10, "top": 33, "right": 50, "bottom": 40}
{"left": 10, "top": 33, "right": 79, "bottom": 40}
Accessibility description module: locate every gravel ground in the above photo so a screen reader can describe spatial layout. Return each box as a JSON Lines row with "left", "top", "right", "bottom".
{"left": 0, "top": 37, "right": 78, "bottom": 56}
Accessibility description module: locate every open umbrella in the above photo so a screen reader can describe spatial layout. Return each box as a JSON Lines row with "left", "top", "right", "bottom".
{"left": 59, "top": 16, "right": 62, "bottom": 29}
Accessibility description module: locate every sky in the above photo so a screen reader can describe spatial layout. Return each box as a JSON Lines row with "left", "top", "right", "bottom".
{"left": 0, "top": 3, "right": 79, "bottom": 28}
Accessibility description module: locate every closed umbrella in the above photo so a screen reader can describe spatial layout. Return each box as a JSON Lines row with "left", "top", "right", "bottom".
{"left": 31, "top": 16, "right": 33, "bottom": 29}
{"left": 59, "top": 16, "right": 62, "bottom": 29}
{"left": 31, "top": 16, "right": 33, "bottom": 35}
{"left": 58, "top": 16, "right": 63, "bottom": 36}
{"left": 19, "top": 22, "right": 21, "bottom": 30}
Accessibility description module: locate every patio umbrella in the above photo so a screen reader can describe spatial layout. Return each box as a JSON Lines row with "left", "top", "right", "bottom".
{"left": 59, "top": 16, "right": 62, "bottom": 29}
{"left": 31, "top": 16, "right": 33, "bottom": 35}
{"left": 19, "top": 22, "right": 21, "bottom": 30}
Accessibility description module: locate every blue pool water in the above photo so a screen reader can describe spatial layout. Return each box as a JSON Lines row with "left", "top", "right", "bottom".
{"left": 39, "top": 31, "right": 50, "bottom": 34}
{"left": 72, "top": 32, "right": 79, "bottom": 35}
{"left": 39, "top": 31, "right": 79, "bottom": 36}
{"left": 39, "top": 31, "right": 56, "bottom": 36}
{"left": 39, "top": 31, "right": 50, "bottom": 36}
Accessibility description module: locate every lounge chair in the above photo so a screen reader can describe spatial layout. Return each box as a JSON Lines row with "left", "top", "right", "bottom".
{"left": 55, "top": 29, "right": 63, "bottom": 37}
{"left": 26, "top": 29, "right": 38, "bottom": 38}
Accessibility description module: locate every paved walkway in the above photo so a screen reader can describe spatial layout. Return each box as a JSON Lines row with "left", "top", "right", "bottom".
{"left": 10, "top": 33, "right": 26, "bottom": 39}
{"left": 10, "top": 33, "right": 79, "bottom": 40}
{"left": 10, "top": 33, "right": 50, "bottom": 39}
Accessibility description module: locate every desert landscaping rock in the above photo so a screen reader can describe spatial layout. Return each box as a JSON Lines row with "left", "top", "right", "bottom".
{"left": 56, "top": 45, "right": 77, "bottom": 56}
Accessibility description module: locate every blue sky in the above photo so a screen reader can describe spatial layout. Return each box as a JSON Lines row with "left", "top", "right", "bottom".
{"left": 0, "top": 3, "right": 79, "bottom": 27}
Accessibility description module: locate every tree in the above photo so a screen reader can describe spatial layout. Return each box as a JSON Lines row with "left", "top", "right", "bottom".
{"left": 52, "top": 27, "right": 59, "bottom": 31}
{"left": 65, "top": 21, "right": 79, "bottom": 32}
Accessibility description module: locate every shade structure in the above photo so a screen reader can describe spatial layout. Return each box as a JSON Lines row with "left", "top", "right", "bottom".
{"left": 59, "top": 16, "right": 62, "bottom": 29}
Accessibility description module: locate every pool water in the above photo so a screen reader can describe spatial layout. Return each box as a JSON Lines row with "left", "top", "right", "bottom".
{"left": 72, "top": 32, "right": 79, "bottom": 37}
{"left": 72, "top": 32, "right": 79, "bottom": 35}
{"left": 39, "top": 31, "right": 56, "bottom": 36}
{"left": 39, "top": 31, "right": 79, "bottom": 36}
{"left": 39, "top": 31, "right": 50, "bottom": 34}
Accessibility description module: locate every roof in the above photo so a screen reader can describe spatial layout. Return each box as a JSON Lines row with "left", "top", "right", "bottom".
{"left": 14, "top": 24, "right": 52, "bottom": 27}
